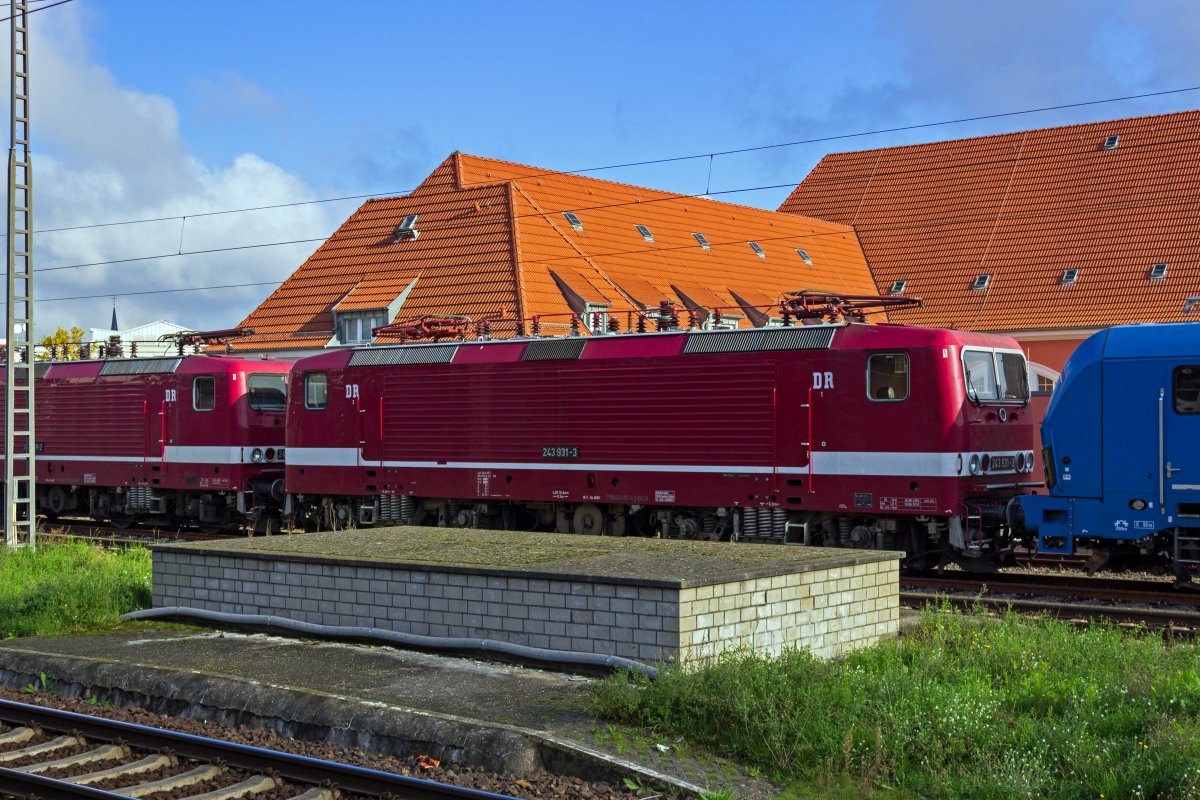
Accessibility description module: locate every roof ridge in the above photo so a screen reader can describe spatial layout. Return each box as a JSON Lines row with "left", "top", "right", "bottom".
{"left": 454, "top": 153, "right": 855, "bottom": 224}
{"left": 811, "top": 106, "right": 1200, "bottom": 161}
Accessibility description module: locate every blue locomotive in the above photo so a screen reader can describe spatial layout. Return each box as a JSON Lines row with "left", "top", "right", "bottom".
{"left": 1014, "top": 323, "right": 1200, "bottom": 580}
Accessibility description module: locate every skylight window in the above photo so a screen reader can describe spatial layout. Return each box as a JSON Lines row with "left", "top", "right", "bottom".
{"left": 563, "top": 211, "right": 584, "bottom": 232}
{"left": 971, "top": 274, "right": 991, "bottom": 291}
{"left": 749, "top": 241, "right": 766, "bottom": 259}
{"left": 1060, "top": 268, "right": 1079, "bottom": 286}
{"left": 635, "top": 224, "right": 654, "bottom": 243}
{"left": 1101, "top": 134, "right": 1120, "bottom": 151}
{"left": 796, "top": 248, "right": 814, "bottom": 265}
{"left": 1149, "top": 262, "right": 1169, "bottom": 280}
{"left": 693, "top": 232, "right": 711, "bottom": 250}
{"left": 889, "top": 279, "right": 907, "bottom": 296}
{"left": 1185, "top": 296, "right": 1200, "bottom": 313}
{"left": 393, "top": 214, "right": 420, "bottom": 242}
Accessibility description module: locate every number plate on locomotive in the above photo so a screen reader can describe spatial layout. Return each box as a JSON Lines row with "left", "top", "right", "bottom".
{"left": 541, "top": 445, "right": 579, "bottom": 459}
{"left": 989, "top": 455, "right": 1016, "bottom": 471}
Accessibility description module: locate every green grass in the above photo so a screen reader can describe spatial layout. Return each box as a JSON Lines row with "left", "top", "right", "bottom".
{"left": 592, "top": 608, "right": 1200, "bottom": 800}
{"left": 0, "top": 539, "right": 151, "bottom": 638}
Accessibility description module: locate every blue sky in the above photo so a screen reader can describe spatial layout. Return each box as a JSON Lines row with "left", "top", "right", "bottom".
{"left": 19, "top": 0, "right": 1200, "bottom": 336}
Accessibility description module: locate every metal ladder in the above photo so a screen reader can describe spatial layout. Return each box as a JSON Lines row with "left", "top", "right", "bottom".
{"left": 5, "top": 0, "right": 35, "bottom": 548}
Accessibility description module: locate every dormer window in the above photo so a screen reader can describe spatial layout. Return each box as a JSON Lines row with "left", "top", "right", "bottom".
{"left": 393, "top": 214, "right": 420, "bottom": 242}
{"left": 1060, "top": 268, "right": 1079, "bottom": 286}
{"left": 693, "top": 232, "right": 711, "bottom": 250}
{"left": 563, "top": 211, "right": 584, "bottom": 232}
{"left": 1149, "top": 262, "right": 1169, "bottom": 280}
{"left": 971, "top": 274, "right": 991, "bottom": 291}
{"left": 338, "top": 311, "right": 387, "bottom": 345}
{"left": 796, "top": 248, "right": 813, "bottom": 265}
{"left": 635, "top": 224, "right": 654, "bottom": 243}
{"left": 749, "top": 241, "right": 765, "bottom": 259}
{"left": 1101, "top": 134, "right": 1120, "bottom": 151}
{"left": 889, "top": 279, "right": 907, "bottom": 295}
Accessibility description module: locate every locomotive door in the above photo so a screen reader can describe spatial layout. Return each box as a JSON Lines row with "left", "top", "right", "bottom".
{"left": 1100, "top": 358, "right": 1160, "bottom": 515}
{"left": 1166, "top": 363, "right": 1200, "bottom": 518}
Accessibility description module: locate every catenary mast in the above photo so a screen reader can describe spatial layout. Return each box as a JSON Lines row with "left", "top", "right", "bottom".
{"left": 5, "top": 0, "right": 34, "bottom": 547}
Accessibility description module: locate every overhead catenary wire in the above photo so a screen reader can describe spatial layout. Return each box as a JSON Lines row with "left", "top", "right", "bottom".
{"left": 21, "top": 86, "right": 1200, "bottom": 240}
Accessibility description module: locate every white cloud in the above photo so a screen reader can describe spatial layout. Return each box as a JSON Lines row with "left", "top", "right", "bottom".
{"left": 21, "top": 4, "right": 330, "bottom": 341}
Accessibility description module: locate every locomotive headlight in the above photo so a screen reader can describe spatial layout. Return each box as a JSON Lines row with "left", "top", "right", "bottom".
{"left": 1028, "top": 451, "right": 1037, "bottom": 473}
{"left": 1016, "top": 452, "right": 1027, "bottom": 473}
{"left": 969, "top": 454, "right": 982, "bottom": 475}
{"left": 265, "top": 448, "right": 276, "bottom": 462}
{"left": 981, "top": 454, "right": 991, "bottom": 473}
{"left": 251, "top": 448, "right": 265, "bottom": 463}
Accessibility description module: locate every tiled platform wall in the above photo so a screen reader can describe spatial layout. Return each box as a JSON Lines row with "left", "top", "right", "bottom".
{"left": 152, "top": 551, "right": 900, "bottom": 663}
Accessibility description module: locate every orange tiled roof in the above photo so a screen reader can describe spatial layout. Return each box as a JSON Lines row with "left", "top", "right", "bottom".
{"left": 779, "top": 109, "right": 1200, "bottom": 332}
{"left": 233, "top": 152, "right": 878, "bottom": 350}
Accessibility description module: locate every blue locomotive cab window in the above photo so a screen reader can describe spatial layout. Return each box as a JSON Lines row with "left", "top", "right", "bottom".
{"left": 1175, "top": 366, "right": 1200, "bottom": 414}
{"left": 305, "top": 373, "right": 328, "bottom": 410}
{"left": 248, "top": 374, "right": 287, "bottom": 412}
{"left": 867, "top": 353, "right": 909, "bottom": 401}
{"left": 193, "top": 376, "right": 215, "bottom": 411}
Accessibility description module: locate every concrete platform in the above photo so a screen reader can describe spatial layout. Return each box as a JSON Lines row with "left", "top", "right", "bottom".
{"left": 0, "top": 625, "right": 740, "bottom": 794}
{"left": 151, "top": 527, "right": 901, "bottom": 662}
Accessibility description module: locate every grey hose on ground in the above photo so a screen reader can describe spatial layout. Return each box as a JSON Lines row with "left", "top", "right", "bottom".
{"left": 122, "top": 607, "right": 658, "bottom": 679}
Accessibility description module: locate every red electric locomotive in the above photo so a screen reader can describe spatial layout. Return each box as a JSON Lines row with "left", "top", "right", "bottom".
{"left": 18, "top": 354, "right": 291, "bottom": 532}
{"left": 284, "top": 320, "right": 1037, "bottom": 567}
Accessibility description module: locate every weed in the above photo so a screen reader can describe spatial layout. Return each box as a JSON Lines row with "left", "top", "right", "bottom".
{"left": 592, "top": 607, "right": 1200, "bottom": 799}
{"left": 0, "top": 540, "right": 151, "bottom": 638}
{"left": 23, "top": 671, "right": 53, "bottom": 694}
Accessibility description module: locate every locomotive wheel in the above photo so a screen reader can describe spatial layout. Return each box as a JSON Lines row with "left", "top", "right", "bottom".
{"left": 571, "top": 503, "right": 605, "bottom": 535}
{"left": 110, "top": 514, "right": 134, "bottom": 530}
{"left": 253, "top": 514, "right": 281, "bottom": 536}
{"left": 45, "top": 486, "right": 67, "bottom": 518}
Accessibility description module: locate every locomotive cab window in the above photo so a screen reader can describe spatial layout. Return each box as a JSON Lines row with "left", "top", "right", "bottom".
{"left": 304, "top": 373, "right": 328, "bottom": 410}
{"left": 963, "top": 348, "right": 1029, "bottom": 403}
{"left": 1175, "top": 366, "right": 1200, "bottom": 414}
{"left": 192, "top": 376, "right": 216, "bottom": 411}
{"left": 867, "top": 353, "right": 909, "bottom": 401}
{"left": 248, "top": 373, "right": 287, "bottom": 412}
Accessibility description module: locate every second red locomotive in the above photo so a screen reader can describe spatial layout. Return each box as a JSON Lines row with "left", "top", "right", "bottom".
{"left": 283, "top": 321, "right": 1036, "bottom": 568}
{"left": 21, "top": 354, "right": 291, "bottom": 533}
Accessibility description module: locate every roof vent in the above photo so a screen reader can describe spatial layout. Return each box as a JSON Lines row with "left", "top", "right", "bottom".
{"left": 1185, "top": 296, "right": 1200, "bottom": 313}
{"left": 635, "top": 224, "right": 654, "bottom": 243}
{"left": 393, "top": 214, "right": 420, "bottom": 242}
{"left": 889, "top": 279, "right": 907, "bottom": 296}
{"left": 693, "top": 232, "right": 711, "bottom": 250}
{"left": 749, "top": 241, "right": 766, "bottom": 259}
{"left": 1100, "top": 134, "right": 1120, "bottom": 151}
{"left": 1060, "top": 268, "right": 1079, "bottom": 286}
{"left": 796, "top": 248, "right": 813, "bottom": 265}
{"left": 1149, "top": 262, "right": 1169, "bottom": 280}
{"left": 971, "top": 274, "right": 991, "bottom": 291}
{"left": 563, "top": 211, "right": 584, "bottom": 232}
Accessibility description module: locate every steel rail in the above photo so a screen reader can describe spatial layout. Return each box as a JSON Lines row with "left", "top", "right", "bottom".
{"left": 0, "top": 698, "right": 515, "bottom": 799}
{"left": 901, "top": 590, "right": 1200, "bottom": 632}
{"left": 904, "top": 573, "right": 1200, "bottom": 606}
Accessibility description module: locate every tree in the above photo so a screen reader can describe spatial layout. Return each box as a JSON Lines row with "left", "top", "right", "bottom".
{"left": 38, "top": 326, "right": 85, "bottom": 361}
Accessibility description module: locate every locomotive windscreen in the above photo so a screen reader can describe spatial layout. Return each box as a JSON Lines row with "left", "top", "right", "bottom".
{"left": 248, "top": 373, "right": 288, "bottom": 411}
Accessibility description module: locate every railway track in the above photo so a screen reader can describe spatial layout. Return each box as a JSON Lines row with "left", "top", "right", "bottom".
{"left": 0, "top": 698, "right": 513, "bottom": 800}
{"left": 902, "top": 572, "right": 1200, "bottom": 633}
